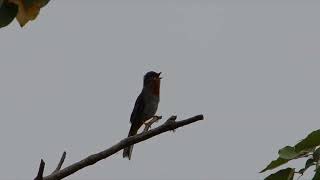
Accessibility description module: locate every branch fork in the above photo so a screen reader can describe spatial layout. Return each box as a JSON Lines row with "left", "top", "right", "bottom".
{"left": 34, "top": 151, "right": 66, "bottom": 180}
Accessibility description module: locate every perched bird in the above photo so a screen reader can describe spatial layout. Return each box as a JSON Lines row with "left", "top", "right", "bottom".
{"left": 123, "top": 71, "right": 162, "bottom": 160}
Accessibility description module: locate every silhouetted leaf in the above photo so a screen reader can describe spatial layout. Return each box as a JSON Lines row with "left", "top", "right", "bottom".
{"left": 260, "top": 157, "right": 289, "bottom": 173}
{"left": 265, "top": 168, "right": 294, "bottom": 180}
{"left": 298, "top": 158, "right": 315, "bottom": 174}
{"left": 314, "top": 148, "right": 320, "bottom": 162}
{"left": 0, "top": 1, "right": 18, "bottom": 28}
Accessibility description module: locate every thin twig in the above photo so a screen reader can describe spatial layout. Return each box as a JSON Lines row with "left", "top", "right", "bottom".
{"left": 52, "top": 152, "right": 66, "bottom": 174}
{"left": 34, "top": 159, "right": 45, "bottom": 180}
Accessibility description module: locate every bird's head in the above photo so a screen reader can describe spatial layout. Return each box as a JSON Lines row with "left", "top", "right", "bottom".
{"left": 143, "top": 71, "right": 162, "bottom": 86}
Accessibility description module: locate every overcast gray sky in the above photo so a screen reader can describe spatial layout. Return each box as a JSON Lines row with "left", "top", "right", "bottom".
{"left": 1, "top": 1, "right": 320, "bottom": 179}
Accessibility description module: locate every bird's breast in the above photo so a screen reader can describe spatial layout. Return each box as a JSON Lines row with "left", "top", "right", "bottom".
{"left": 143, "top": 93, "right": 159, "bottom": 119}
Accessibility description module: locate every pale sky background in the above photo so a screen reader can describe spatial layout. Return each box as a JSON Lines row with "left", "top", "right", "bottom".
{"left": 1, "top": 1, "right": 320, "bottom": 179}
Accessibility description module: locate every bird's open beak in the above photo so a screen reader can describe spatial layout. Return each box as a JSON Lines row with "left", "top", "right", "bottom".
{"left": 157, "top": 72, "right": 162, "bottom": 79}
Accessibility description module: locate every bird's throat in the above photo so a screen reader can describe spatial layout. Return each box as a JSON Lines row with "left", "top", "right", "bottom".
{"left": 151, "top": 79, "right": 161, "bottom": 96}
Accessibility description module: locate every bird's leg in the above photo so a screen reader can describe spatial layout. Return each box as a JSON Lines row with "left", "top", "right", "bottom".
{"left": 143, "top": 116, "right": 162, "bottom": 132}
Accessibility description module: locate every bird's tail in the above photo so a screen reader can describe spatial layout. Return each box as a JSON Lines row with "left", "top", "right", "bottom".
{"left": 123, "top": 125, "right": 139, "bottom": 160}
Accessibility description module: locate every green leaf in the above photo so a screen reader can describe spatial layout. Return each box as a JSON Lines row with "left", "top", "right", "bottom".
{"left": 0, "top": 2, "right": 18, "bottom": 28}
{"left": 295, "top": 130, "right": 320, "bottom": 153}
{"left": 260, "top": 157, "right": 289, "bottom": 173}
{"left": 313, "top": 168, "right": 320, "bottom": 180}
{"left": 279, "top": 146, "right": 299, "bottom": 159}
{"left": 262, "top": 130, "right": 320, "bottom": 173}
{"left": 265, "top": 168, "right": 295, "bottom": 180}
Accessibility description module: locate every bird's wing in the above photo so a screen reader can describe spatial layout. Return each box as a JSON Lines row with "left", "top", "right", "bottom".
{"left": 130, "top": 92, "right": 145, "bottom": 124}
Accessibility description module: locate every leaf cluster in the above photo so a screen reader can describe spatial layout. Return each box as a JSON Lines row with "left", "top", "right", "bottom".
{"left": 0, "top": 0, "right": 49, "bottom": 28}
{"left": 261, "top": 130, "right": 320, "bottom": 180}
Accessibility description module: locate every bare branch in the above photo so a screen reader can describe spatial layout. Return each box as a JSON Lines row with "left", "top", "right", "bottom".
{"left": 35, "top": 114, "right": 204, "bottom": 180}
{"left": 51, "top": 152, "right": 66, "bottom": 174}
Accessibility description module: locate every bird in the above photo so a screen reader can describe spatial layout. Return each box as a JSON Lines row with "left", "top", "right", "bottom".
{"left": 123, "top": 71, "right": 162, "bottom": 160}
